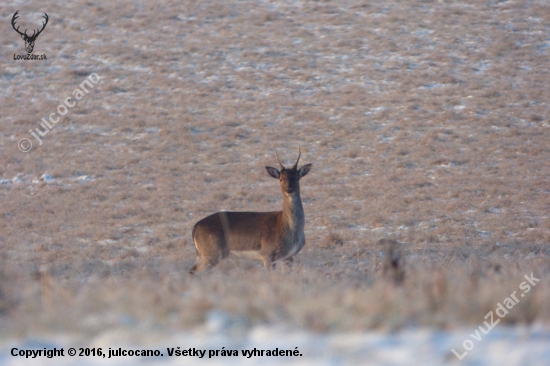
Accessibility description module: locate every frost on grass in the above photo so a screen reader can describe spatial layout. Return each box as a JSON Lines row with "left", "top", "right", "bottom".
{"left": 0, "top": 0, "right": 549, "bottom": 348}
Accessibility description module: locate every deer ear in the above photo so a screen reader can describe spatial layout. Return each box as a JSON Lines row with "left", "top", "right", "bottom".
{"left": 265, "top": 166, "right": 280, "bottom": 179}
{"left": 298, "top": 163, "right": 312, "bottom": 178}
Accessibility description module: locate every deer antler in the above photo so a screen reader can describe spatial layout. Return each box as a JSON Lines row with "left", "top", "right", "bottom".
{"left": 275, "top": 151, "right": 285, "bottom": 170}
{"left": 32, "top": 13, "right": 49, "bottom": 39}
{"left": 293, "top": 148, "right": 301, "bottom": 169}
{"left": 11, "top": 11, "right": 48, "bottom": 40}
{"left": 11, "top": 11, "right": 25, "bottom": 37}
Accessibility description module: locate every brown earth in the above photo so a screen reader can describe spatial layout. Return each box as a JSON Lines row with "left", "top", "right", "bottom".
{"left": 0, "top": 0, "right": 549, "bottom": 338}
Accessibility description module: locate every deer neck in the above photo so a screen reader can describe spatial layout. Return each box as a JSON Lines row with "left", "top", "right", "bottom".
{"left": 282, "top": 193, "right": 304, "bottom": 231}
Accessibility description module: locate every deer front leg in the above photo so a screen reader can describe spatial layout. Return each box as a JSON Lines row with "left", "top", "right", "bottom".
{"left": 284, "top": 257, "right": 293, "bottom": 267}
{"left": 271, "top": 256, "right": 293, "bottom": 270}
{"left": 261, "top": 255, "right": 273, "bottom": 271}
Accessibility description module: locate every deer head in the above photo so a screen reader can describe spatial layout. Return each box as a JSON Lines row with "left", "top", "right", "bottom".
{"left": 266, "top": 149, "right": 312, "bottom": 197}
{"left": 12, "top": 11, "right": 49, "bottom": 54}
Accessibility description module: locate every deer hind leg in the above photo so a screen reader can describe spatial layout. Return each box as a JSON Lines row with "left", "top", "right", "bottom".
{"left": 189, "top": 255, "right": 218, "bottom": 274}
{"left": 189, "top": 234, "right": 221, "bottom": 274}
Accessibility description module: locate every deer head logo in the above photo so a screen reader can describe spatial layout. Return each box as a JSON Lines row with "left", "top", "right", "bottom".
{"left": 12, "top": 10, "right": 49, "bottom": 54}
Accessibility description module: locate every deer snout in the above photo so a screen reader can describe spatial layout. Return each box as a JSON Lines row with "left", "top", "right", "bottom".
{"left": 285, "top": 187, "right": 295, "bottom": 194}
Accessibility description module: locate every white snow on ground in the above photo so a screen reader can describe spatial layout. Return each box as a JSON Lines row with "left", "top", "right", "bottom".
{"left": 1, "top": 324, "right": 549, "bottom": 366}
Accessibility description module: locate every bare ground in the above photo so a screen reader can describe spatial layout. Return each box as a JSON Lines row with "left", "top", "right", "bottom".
{"left": 1, "top": 0, "right": 550, "bottom": 362}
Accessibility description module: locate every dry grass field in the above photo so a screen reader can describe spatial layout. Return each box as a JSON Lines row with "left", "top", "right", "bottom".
{"left": 1, "top": 0, "right": 550, "bottom": 362}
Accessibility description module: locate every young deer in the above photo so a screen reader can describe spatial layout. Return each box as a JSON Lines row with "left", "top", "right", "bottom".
{"left": 189, "top": 150, "right": 312, "bottom": 274}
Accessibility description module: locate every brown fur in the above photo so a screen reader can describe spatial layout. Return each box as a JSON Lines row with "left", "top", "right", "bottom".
{"left": 190, "top": 152, "right": 312, "bottom": 274}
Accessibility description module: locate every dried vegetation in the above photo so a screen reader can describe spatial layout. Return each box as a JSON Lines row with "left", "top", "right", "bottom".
{"left": 1, "top": 0, "right": 550, "bottom": 339}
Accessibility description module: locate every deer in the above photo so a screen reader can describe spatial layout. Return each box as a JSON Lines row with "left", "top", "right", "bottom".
{"left": 12, "top": 10, "right": 49, "bottom": 54}
{"left": 189, "top": 150, "right": 312, "bottom": 274}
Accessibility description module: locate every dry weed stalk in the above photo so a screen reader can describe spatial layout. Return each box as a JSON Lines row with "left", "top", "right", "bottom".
{"left": 379, "top": 239, "right": 405, "bottom": 285}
